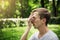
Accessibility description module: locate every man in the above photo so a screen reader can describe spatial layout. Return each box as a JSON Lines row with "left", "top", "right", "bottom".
{"left": 20, "top": 8, "right": 59, "bottom": 40}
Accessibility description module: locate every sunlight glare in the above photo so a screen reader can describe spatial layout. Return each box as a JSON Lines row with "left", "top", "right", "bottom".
{"left": 1, "top": 0, "right": 9, "bottom": 9}
{"left": 2, "top": 0, "right": 4, "bottom": 8}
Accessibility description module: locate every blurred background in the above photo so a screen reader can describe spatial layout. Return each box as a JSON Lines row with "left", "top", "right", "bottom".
{"left": 0, "top": 0, "right": 60, "bottom": 40}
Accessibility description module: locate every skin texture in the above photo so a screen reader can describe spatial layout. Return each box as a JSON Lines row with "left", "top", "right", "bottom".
{"left": 20, "top": 10, "right": 49, "bottom": 40}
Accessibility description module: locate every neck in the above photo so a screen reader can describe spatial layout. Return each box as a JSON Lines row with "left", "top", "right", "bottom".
{"left": 38, "top": 25, "right": 49, "bottom": 36}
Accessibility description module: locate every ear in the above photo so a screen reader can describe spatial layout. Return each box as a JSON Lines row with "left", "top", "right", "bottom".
{"left": 42, "top": 18, "right": 46, "bottom": 23}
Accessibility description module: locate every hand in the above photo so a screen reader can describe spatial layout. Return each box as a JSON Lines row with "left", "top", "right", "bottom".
{"left": 20, "top": 16, "right": 32, "bottom": 40}
{"left": 27, "top": 14, "right": 33, "bottom": 28}
{"left": 28, "top": 17, "right": 32, "bottom": 28}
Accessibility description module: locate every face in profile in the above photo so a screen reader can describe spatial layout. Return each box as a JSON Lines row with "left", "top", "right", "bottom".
{"left": 31, "top": 12, "right": 44, "bottom": 29}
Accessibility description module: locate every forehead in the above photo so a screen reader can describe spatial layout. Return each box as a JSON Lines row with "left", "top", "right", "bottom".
{"left": 31, "top": 12, "right": 39, "bottom": 17}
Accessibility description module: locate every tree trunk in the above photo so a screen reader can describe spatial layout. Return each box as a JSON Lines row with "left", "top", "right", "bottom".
{"left": 40, "top": 0, "right": 44, "bottom": 7}
{"left": 52, "top": 0, "right": 57, "bottom": 17}
{"left": 57, "top": 0, "right": 60, "bottom": 7}
{"left": 56, "top": 0, "right": 60, "bottom": 16}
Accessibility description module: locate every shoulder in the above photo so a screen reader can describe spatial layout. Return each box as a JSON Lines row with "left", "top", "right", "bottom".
{"left": 47, "top": 30, "right": 59, "bottom": 40}
{"left": 48, "top": 30, "right": 58, "bottom": 37}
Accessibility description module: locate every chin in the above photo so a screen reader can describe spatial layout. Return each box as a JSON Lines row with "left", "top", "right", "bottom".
{"left": 33, "top": 24, "right": 38, "bottom": 28}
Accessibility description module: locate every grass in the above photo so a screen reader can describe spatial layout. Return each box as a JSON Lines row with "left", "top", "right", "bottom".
{"left": 0, "top": 24, "right": 60, "bottom": 40}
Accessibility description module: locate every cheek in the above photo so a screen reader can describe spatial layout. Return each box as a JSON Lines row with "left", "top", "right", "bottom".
{"left": 35, "top": 19, "right": 40, "bottom": 23}
{"left": 34, "top": 19, "right": 40, "bottom": 25}
{"left": 35, "top": 20, "right": 42, "bottom": 26}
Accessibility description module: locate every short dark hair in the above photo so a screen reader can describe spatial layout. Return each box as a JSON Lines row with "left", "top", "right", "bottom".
{"left": 31, "top": 8, "right": 51, "bottom": 26}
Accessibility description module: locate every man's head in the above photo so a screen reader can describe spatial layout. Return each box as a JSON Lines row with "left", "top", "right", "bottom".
{"left": 30, "top": 8, "right": 50, "bottom": 28}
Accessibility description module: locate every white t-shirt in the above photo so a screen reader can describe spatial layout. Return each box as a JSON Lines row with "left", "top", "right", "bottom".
{"left": 29, "top": 30, "right": 59, "bottom": 40}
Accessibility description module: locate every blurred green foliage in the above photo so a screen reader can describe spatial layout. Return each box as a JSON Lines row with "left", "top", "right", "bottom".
{"left": 0, "top": 0, "right": 60, "bottom": 18}
{"left": 0, "top": 17, "right": 60, "bottom": 29}
{"left": 49, "top": 17, "right": 60, "bottom": 24}
{"left": 0, "top": 0, "right": 60, "bottom": 40}
{"left": 0, "top": 20, "right": 26, "bottom": 28}
{"left": 0, "top": 24, "right": 60, "bottom": 40}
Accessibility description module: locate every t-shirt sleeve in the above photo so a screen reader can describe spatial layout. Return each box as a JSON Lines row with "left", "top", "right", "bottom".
{"left": 51, "top": 36, "right": 59, "bottom": 40}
